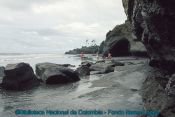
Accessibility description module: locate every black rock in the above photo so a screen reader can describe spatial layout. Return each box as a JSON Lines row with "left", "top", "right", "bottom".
{"left": 125, "top": 0, "right": 175, "bottom": 70}
{"left": 1, "top": 63, "right": 40, "bottom": 90}
{"left": 36, "top": 63, "right": 80, "bottom": 84}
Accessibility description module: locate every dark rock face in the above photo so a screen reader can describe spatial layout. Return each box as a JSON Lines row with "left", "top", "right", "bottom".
{"left": 103, "top": 37, "right": 131, "bottom": 57}
{"left": 1, "top": 63, "right": 40, "bottom": 90}
{"left": 36, "top": 63, "right": 80, "bottom": 84}
{"left": 141, "top": 68, "right": 175, "bottom": 117}
{"left": 109, "top": 38, "right": 130, "bottom": 57}
{"left": 124, "top": 0, "right": 175, "bottom": 71}
{"left": 166, "top": 74, "right": 175, "bottom": 97}
{"left": 122, "top": 0, "right": 175, "bottom": 116}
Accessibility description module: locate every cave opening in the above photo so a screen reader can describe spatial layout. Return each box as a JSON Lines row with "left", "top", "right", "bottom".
{"left": 109, "top": 39, "right": 130, "bottom": 57}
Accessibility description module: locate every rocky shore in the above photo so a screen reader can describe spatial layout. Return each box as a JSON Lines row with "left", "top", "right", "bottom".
{"left": 0, "top": 0, "right": 175, "bottom": 117}
{"left": 0, "top": 56, "right": 150, "bottom": 117}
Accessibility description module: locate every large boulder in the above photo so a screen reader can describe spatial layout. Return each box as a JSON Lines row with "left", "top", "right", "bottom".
{"left": 36, "top": 63, "right": 80, "bottom": 84}
{"left": 1, "top": 63, "right": 40, "bottom": 90}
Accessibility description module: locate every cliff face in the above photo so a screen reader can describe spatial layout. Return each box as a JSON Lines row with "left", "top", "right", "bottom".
{"left": 123, "top": 0, "right": 175, "bottom": 71}
{"left": 99, "top": 4, "right": 146, "bottom": 57}
{"left": 122, "top": 0, "right": 175, "bottom": 116}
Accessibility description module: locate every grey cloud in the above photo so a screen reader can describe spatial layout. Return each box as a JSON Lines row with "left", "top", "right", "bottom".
{"left": 0, "top": 0, "right": 57, "bottom": 10}
{"left": 0, "top": 0, "right": 126, "bottom": 53}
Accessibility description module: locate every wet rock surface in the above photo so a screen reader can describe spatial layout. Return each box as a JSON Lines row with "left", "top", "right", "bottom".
{"left": 1, "top": 63, "right": 40, "bottom": 90}
{"left": 36, "top": 62, "right": 80, "bottom": 84}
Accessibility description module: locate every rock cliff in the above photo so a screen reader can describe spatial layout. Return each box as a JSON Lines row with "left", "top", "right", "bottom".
{"left": 99, "top": 10, "right": 146, "bottom": 57}
{"left": 122, "top": 0, "right": 175, "bottom": 116}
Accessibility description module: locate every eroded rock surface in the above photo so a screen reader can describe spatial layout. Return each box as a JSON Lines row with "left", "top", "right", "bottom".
{"left": 36, "top": 62, "right": 80, "bottom": 84}
{"left": 122, "top": 0, "right": 175, "bottom": 116}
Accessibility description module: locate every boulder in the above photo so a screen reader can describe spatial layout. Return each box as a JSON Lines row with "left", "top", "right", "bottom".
{"left": 1, "top": 63, "right": 40, "bottom": 90}
{"left": 35, "top": 63, "right": 80, "bottom": 84}
{"left": 76, "top": 65, "right": 90, "bottom": 77}
{"left": 90, "top": 63, "right": 114, "bottom": 74}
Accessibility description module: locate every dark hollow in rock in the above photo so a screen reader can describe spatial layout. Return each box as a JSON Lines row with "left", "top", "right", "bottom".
{"left": 1, "top": 62, "right": 40, "bottom": 90}
{"left": 109, "top": 39, "right": 130, "bottom": 57}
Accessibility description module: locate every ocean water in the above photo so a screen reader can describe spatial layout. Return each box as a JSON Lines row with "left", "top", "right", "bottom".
{"left": 0, "top": 53, "right": 102, "bottom": 117}
{"left": 0, "top": 54, "right": 144, "bottom": 117}
{"left": 0, "top": 53, "right": 84, "bottom": 69}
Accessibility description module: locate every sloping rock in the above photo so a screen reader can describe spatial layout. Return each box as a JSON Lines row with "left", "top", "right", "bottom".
{"left": 90, "top": 63, "right": 114, "bottom": 74}
{"left": 36, "top": 63, "right": 80, "bottom": 84}
{"left": 1, "top": 63, "right": 40, "bottom": 90}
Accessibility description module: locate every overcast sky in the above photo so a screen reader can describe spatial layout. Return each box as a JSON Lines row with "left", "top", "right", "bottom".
{"left": 0, "top": 0, "right": 126, "bottom": 53}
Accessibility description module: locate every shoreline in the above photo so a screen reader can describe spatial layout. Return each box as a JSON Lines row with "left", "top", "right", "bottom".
{"left": 0, "top": 55, "right": 150, "bottom": 116}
